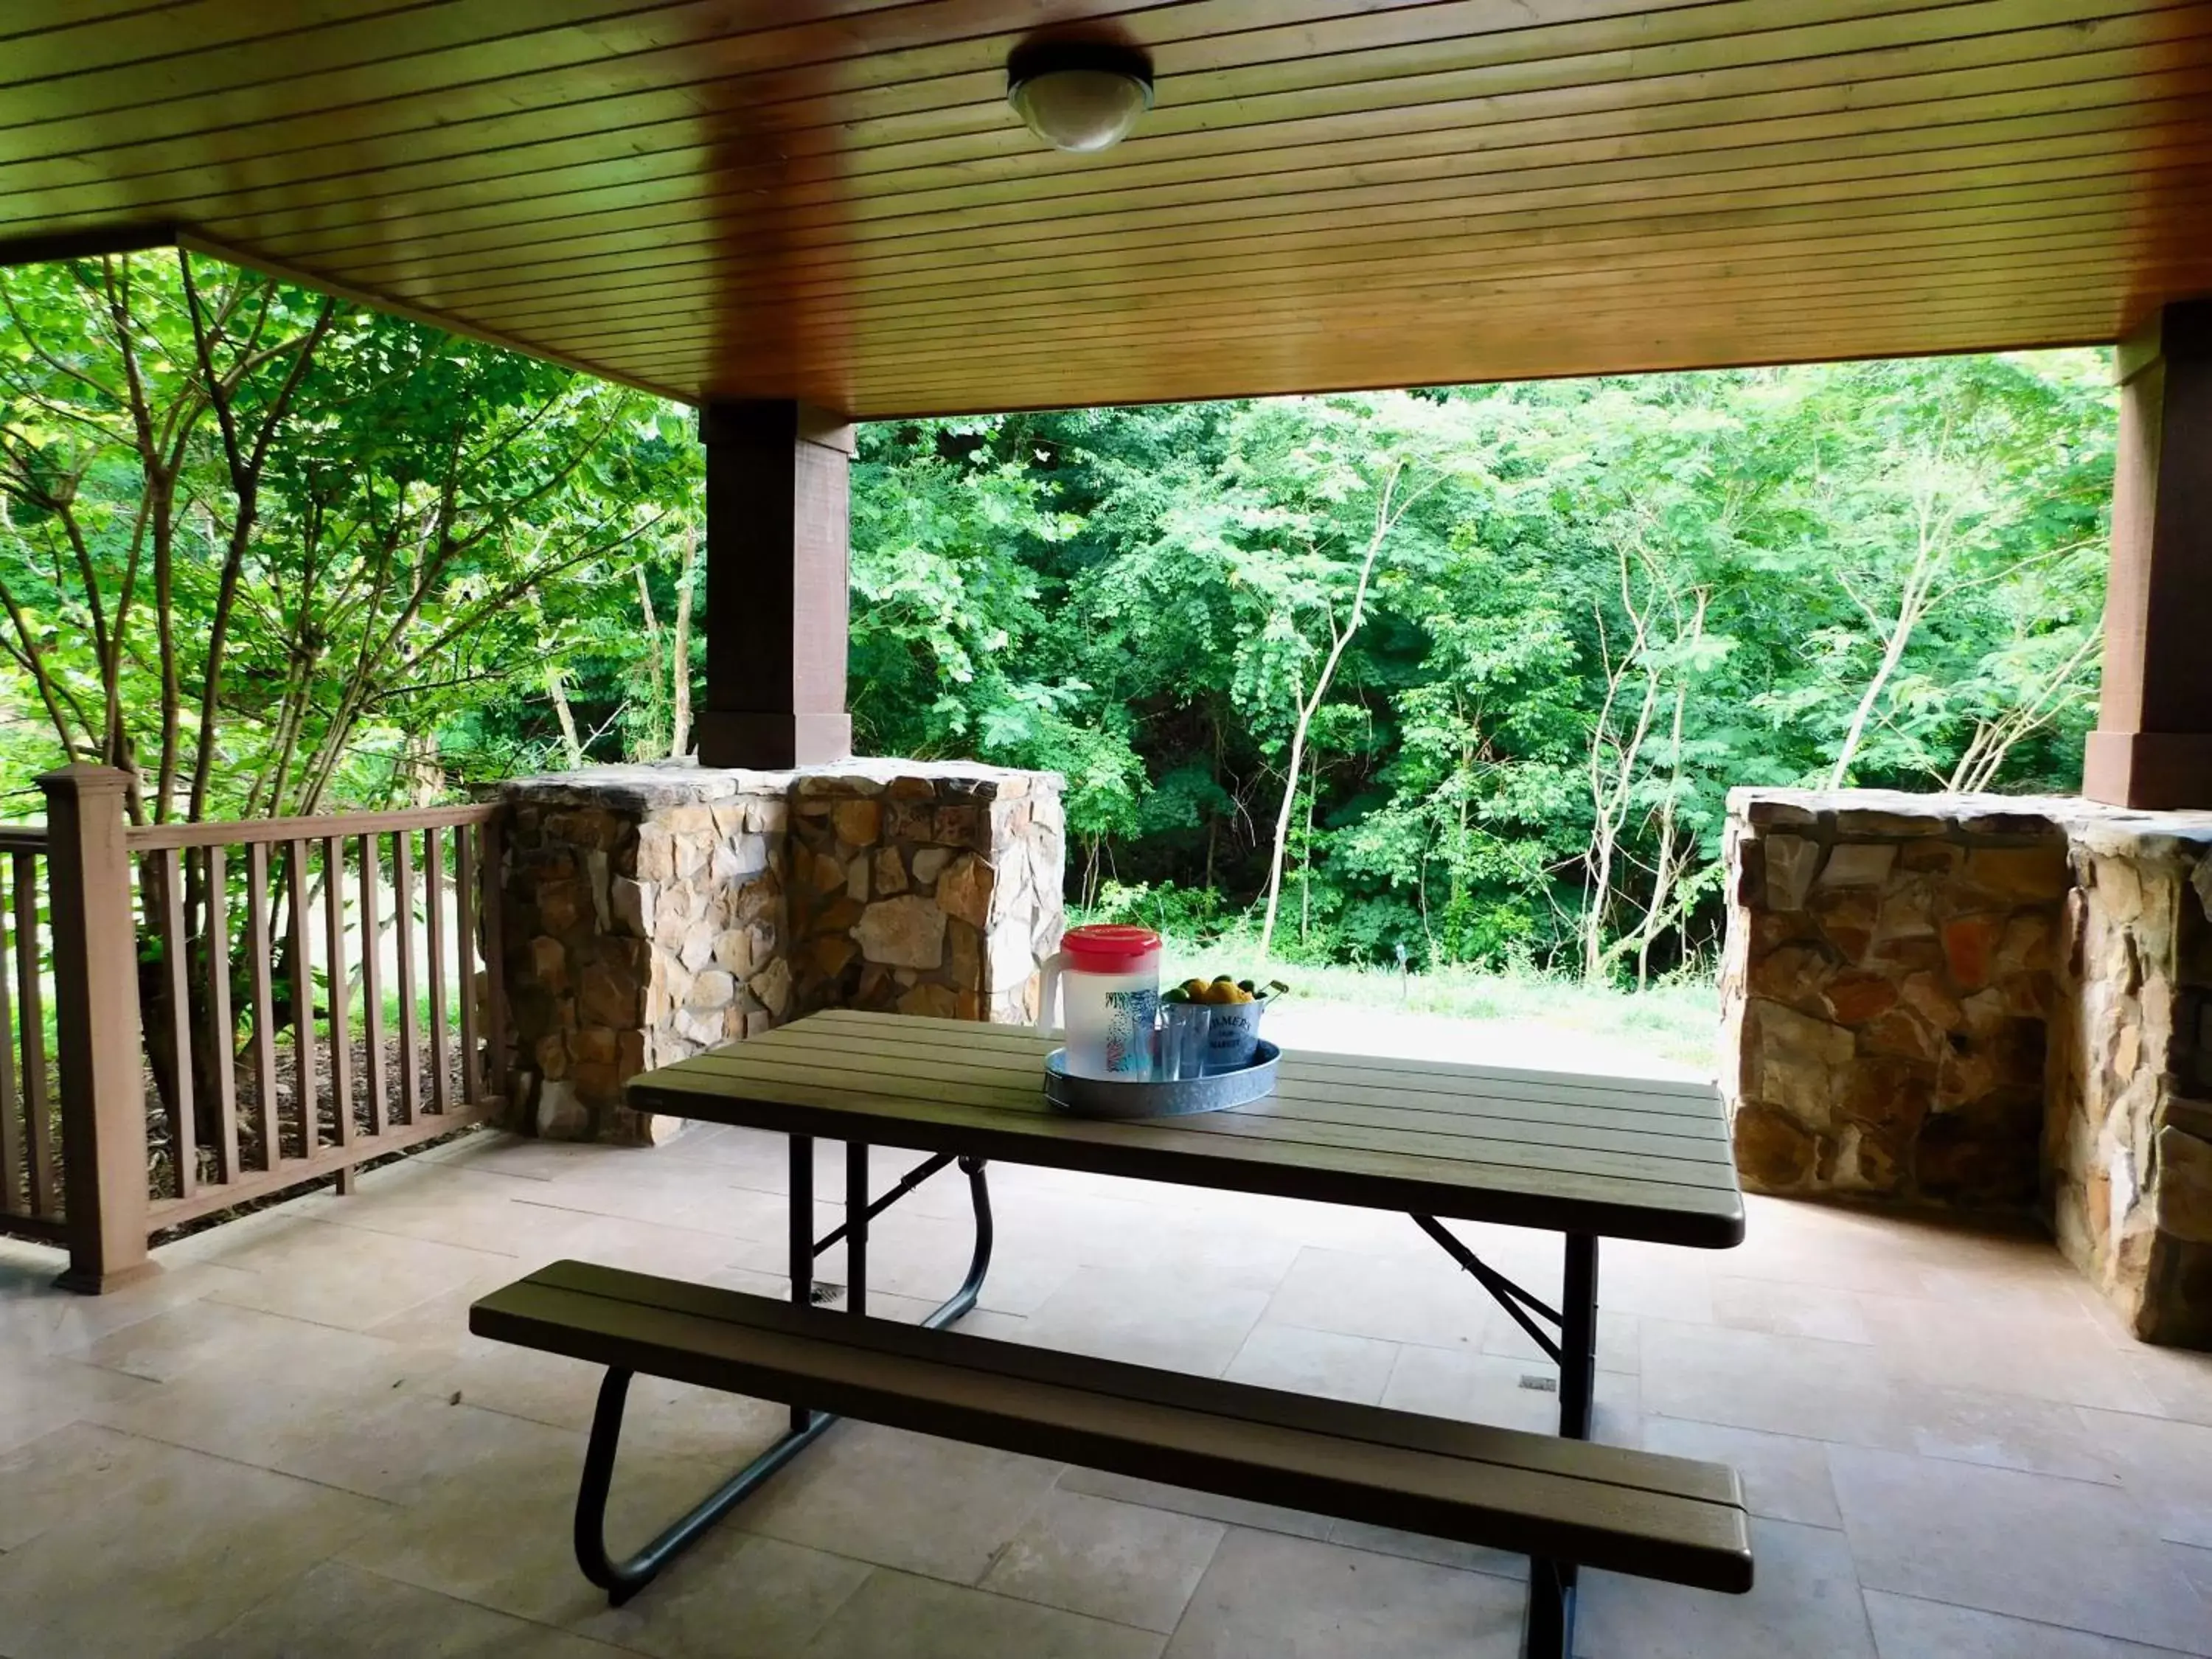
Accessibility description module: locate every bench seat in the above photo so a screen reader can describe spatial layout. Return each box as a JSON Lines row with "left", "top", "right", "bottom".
{"left": 472, "top": 1260, "right": 1753, "bottom": 1598}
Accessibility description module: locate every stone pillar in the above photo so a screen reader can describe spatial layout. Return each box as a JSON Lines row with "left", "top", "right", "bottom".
{"left": 499, "top": 759, "right": 1062, "bottom": 1144}
{"left": 1722, "top": 787, "right": 2212, "bottom": 1348}
{"left": 2047, "top": 818, "right": 2212, "bottom": 1346}
{"left": 695, "top": 400, "right": 855, "bottom": 769}
{"left": 2084, "top": 302, "right": 2212, "bottom": 810}
{"left": 1721, "top": 790, "right": 2069, "bottom": 1208}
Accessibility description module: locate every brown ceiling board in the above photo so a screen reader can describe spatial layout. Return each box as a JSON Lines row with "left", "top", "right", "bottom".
{"left": 764, "top": 302, "right": 2123, "bottom": 417}
{"left": 243, "top": 41, "right": 2200, "bottom": 281}
{"left": 1, "top": 1, "right": 2207, "bottom": 415}
{"left": 484, "top": 125, "right": 2212, "bottom": 339}
{"left": 303, "top": 66, "right": 2212, "bottom": 311}
{"left": 0, "top": 0, "right": 1490, "bottom": 185}
{"left": 251, "top": 23, "right": 2212, "bottom": 287}
{"left": 494, "top": 193, "right": 2197, "bottom": 344}
{"left": 572, "top": 237, "right": 2212, "bottom": 364}
{"left": 24, "top": 0, "right": 2135, "bottom": 248}
{"left": 467, "top": 164, "right": 2197, "bottom": 330}
{"left": 613, "top": 276, "right": 2150, "bottom": 387}
{"left": 0, "top": 0, "right": 1865, "bottom": 213}
{"left": 342, "top": 122, "right": 2208, "bottom": 314}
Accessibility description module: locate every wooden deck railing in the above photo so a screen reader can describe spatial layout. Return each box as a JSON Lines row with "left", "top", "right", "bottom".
{"left": 0, "top": 766, "right": 509, "bottom": 1290}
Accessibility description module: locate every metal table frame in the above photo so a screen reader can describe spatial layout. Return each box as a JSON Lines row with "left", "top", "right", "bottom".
{"left": 570, "top": 1127, "right": 1605, "bottom": 1657}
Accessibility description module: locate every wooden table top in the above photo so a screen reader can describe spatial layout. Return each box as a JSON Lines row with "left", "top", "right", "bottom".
{"left": 627, "top": 1009, "right": 1744, "bottom": 1249}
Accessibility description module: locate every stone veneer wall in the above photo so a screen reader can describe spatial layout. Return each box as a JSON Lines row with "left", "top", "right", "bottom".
{"left": 500, "top": 759, "right": 1064, "bottom": 1147}
{"left": 1723, "top": 787, "right": 2212, "bottom": 1346}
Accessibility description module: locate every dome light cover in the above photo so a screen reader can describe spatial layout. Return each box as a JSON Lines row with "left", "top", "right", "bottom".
{"left": 1006, "top": 41, "right": 1155, "bottom": 154}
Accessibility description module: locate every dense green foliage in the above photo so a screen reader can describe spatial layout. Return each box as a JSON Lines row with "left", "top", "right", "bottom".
{"left": 0, "top": 254, "right": 2112, "bottom": 981}
{"left": 846, "top": 359, "right": 2112, "bottom": 978}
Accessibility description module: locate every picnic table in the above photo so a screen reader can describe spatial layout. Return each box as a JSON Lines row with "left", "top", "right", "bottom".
{"left": 474, "top": 1008, "right": 1750, "bottom": 1656}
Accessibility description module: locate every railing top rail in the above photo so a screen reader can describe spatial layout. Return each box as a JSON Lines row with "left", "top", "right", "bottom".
{"left": 127, "top": 801, "right": 499, "bottom": 851}
{"left": 0, "top": 827, "right": 49, "bottom": 852}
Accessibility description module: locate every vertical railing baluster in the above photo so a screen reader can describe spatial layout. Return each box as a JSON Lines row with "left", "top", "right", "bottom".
{"left": 205, "top": 846, "right": 239, "bottom": 1185}
{"left": 321, "top": 836, "right": 354, "bottom": 1191}
{"left": 393, "top": 830, "right": 419, "bottom": 1126}
{"left": 0, "top": 854, "right": 20, "bottom": 1218}
{"left": 156, "top": 848, "right": 195, "bottom": 1200}
{"left": 359, "top": 834, "right": 386, "bottom": 1134}
{"left": 425, "top": 826, "right": 451, "bottom": 1116}
{"left": 480, "top": 815, "right": 508, "bottom": 1109}
{"left": 454, "top": 818, "right": 480, "bottom": 1104}
{"left": 285, "top": 841, "right": 318, "bottom": 1161}
{"left": 246, "top": 842, "right": 279, "bottom": 1169}
{"left": 15, "top": 849, "right": 54, "bottom": 1216}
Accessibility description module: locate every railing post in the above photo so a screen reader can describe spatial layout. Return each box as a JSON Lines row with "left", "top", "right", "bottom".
{"left": 38, "top": 765, "right": 154, "bottom": 1293}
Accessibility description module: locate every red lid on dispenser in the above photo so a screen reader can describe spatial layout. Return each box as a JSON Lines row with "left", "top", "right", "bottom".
{"left": 1060, "top": 924, "right": 1162, "bottom": 972}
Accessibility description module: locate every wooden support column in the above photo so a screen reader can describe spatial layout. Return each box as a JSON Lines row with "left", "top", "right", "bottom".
{"left": 2084, "top": 301, "right": 2212, "bottom": 810}
{"left": 39, "top": 765, "right": 153, "bottom": 1292}
{"left": 695, "top": 400, "right": 855, "bottom": 769}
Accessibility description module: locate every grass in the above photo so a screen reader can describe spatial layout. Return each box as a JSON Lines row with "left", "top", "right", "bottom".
{"left": 1155, "top": 939, "right": 1722, "bottom": 1071}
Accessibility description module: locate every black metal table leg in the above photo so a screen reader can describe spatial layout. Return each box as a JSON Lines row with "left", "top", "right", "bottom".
{"left": 1557, "top": 1232, "right": 1599, "bottom": 1441}
{"left": 846, "top": 1138, "right": 869, "bottom": 1315}
{"left": 789, "top": 1132, "right": 815, "bottom": 1433}
{"left": 570, "top": 1133, "right": 994, "bottom": 1606}
{"left": 1520, "top": 1558, "right": 1576, "bottom": 1659}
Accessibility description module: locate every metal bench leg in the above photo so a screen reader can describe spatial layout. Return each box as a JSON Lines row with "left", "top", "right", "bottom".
{"left": 569, "top": 1135, "right": 995, "bottom": 1605}
{"left": 1520, "top": 1558, "right": 1576, "bottom": 1659}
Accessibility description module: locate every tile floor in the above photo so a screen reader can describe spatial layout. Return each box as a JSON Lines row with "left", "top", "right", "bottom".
{"left": 2, "top": 1121, "right": 2209, "bottom": 1658}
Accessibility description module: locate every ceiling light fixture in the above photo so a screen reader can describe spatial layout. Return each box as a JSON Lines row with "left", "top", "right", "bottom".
{"left": 1006, "top": 41, "right": 1155, "bottom": 154}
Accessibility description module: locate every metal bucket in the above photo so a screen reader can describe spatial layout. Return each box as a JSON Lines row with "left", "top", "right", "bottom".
{"left": 1204, "top": 999, "right": 1267, "bottom": 1071}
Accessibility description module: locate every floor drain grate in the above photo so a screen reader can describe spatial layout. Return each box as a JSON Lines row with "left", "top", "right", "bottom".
{"left": 810, "top": 1281, "right": 844, "bottom": 1306}
{"left": 1518, "top": 1374, "right": 1558, "bottom": 1393}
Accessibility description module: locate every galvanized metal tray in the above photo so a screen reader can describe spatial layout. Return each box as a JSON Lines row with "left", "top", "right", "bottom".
{"left": 1043, "top": 1041, "right": 1280, "bottom": 1119}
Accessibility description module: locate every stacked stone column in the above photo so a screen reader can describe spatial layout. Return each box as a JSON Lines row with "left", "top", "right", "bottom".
{"left": 499, "top": 760, "right": 1063, "bottom": 1146}
{"left": 1723, "top": 787, "right": 2212, "bottom": 1346}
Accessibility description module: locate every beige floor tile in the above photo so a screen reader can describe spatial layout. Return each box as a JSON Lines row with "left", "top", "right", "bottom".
{"left": 1904, "top": 1385, "right": 2125, "bottom": 1484}
{"left": 1582, "top": 1239, "right": 1718, "bottom": 1324}
{"left": 1054, "top": 1466, "right": 1337, "bottom": 1541}
{"left": 2171, "top": 1541, "right": 2212, "bottom": 1601}
{"left": 1262, "top": 1246, "right": 1492, "bottom": 1349}
{"left": 110, "top": 1370, "right": 554, "bottom": 1504}
{"left": 802, "top": 1568, "right": 1164, "bottom": 1659}
{"left": 740, "top": 1419, "right": 1064, "bottom": 1582}
{"left": 1711, "top": 1273, "right": 1874, "bottom": 1343}
{"left": 1858, "top": 1294, "right": 2163, "bottom": 1413}
{"left": 1223, "top": 1321, "right": 1398, "bottom": 1404}
{"left": 420, "top": 1128, "right": 608, "bottom": 1181}
{"left": 175, "top": 1559, "right": 632, "bottom": 1658}
{"left": 339, "top": 1411, "right": 717, "bottom": 1627}
{"left": 1640, "top": 1318, "right": 1915, "bottom": 1448}
{"left": 981, "top": 1488, "right": 1226, "bottom": 1633}
{"left": 0, "top": 1420, "right": 184, "bottom": 1551}
{"left": 1831, "top": 1444, "right": 2212, "bottom": 1654}
{"left": 571, "top": 1532, "right": 872, "bottom": 1659}
{"left": 2078, "top": 1408, "right": 2212, "bottom": 1549}
{"left": 70, "top": 1294, "right": 413, "bottom": 1386}
{"left": 1863, "top": 1587, "right": 2197, "bottom": 1658}
{"left": 531, "top": 1154, "right": 791, "bottom": 1238}
{"left": 0, "top": 1347, "right": 163, "bottom": 1454}
{"left": 1575, "top": 1517, "right": 1875, "bottom": 1658}
{"left": 0, "top": 1432, "right": 388, "bottom": 1659}
{"left": 299, "top": 1159, "right": 577, "bottom": 1256}
{"left": 206, "top": 1215, "right": 515, "bottom": 1331}
{"left": 1018, "top": 1264, "right": 1271, "bottom": 1375}
{"left": 0, "top": 1251, "right": 254, "bottom": 1360}
{"left": 2129, "top": 1343, "right": 2212, "bottom": 1429}
{"left": 1163, "top": 1527, "right": 1524, "bottom": 1658}
{"left": 1382, "top": 1341, "right": 1638, "bottom": 1440}
{"left": 1640, "top": 1417, "right": 1843, "bottom": 1528}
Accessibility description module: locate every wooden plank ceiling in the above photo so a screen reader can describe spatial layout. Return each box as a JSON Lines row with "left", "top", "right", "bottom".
{"left": 3, "top": 0, "right": 2208, "bottom": 416}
